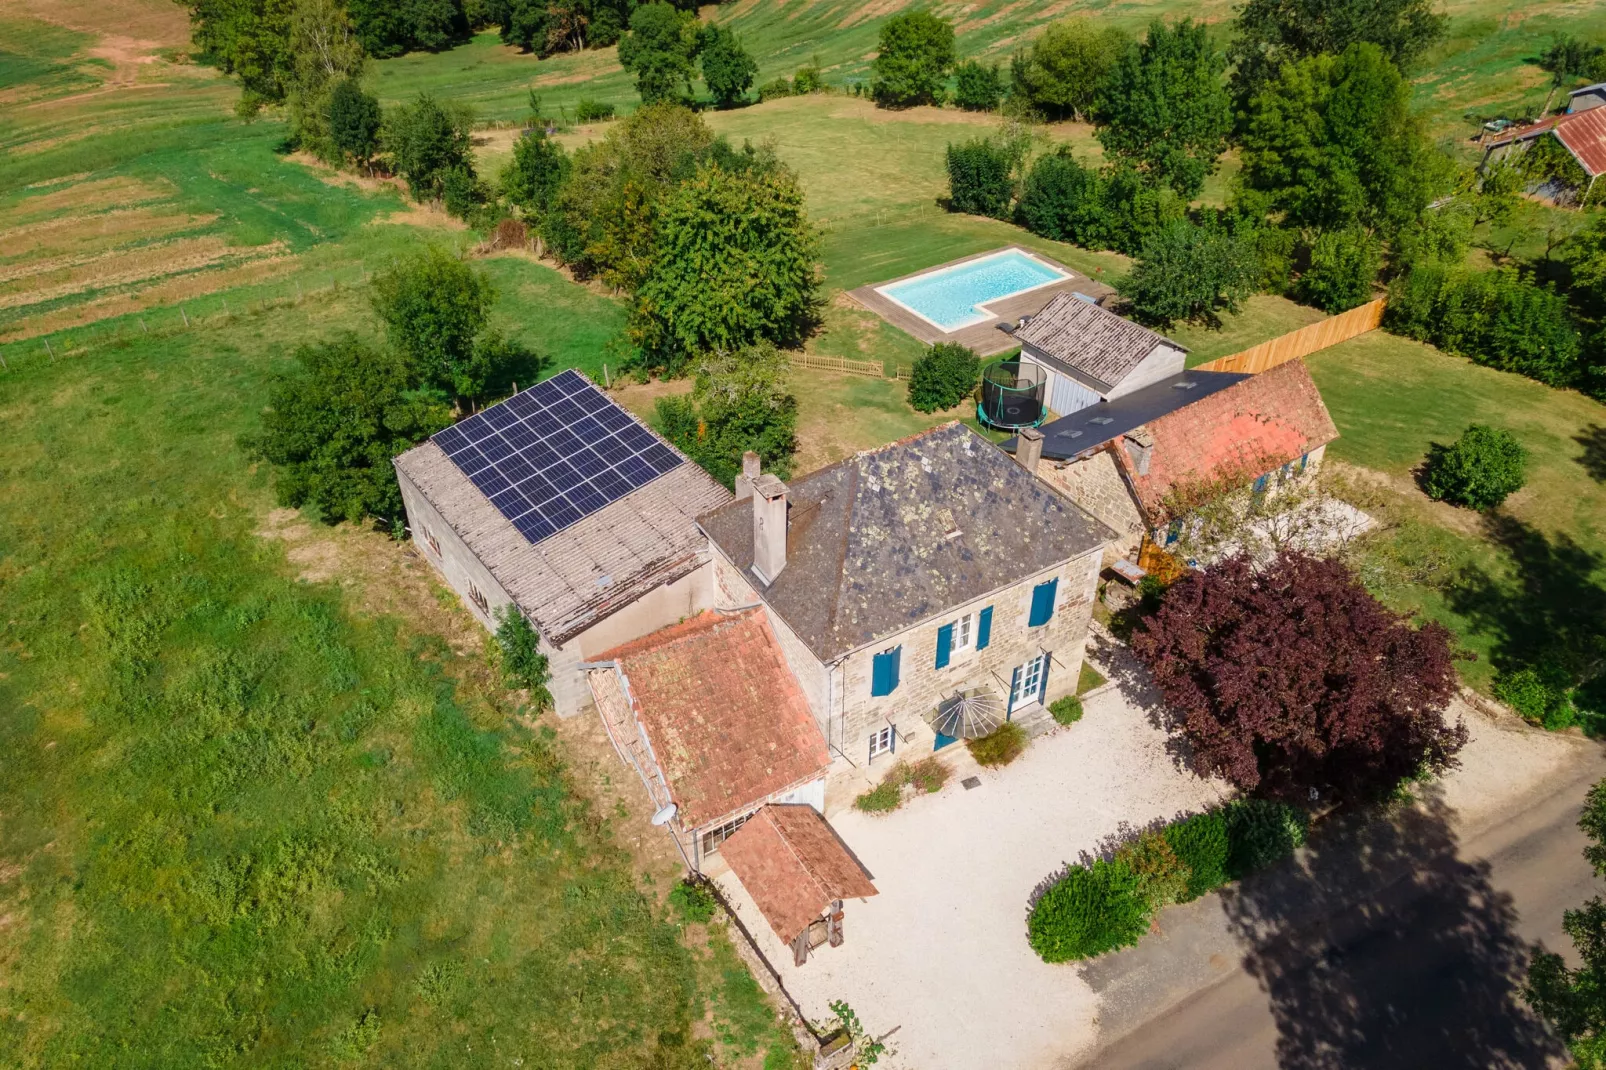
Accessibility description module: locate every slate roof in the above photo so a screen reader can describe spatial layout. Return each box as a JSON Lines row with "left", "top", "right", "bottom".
{"left": 599, "top": 610, "right": 829, "bottom": 830}
{"left": 698, "top": 422, "right": 1113, "bottom": 663}
{"left": 720, "top": 804, "right": 877, "bottom": 945}
{"left": 394, "top": 380, "right": 731, "bottom": 645}
{"left": 1003, "top": 370, "right": 1251, "bottom": 462}
{"left": 1012, "top": 291, "right": 1187, "bottom": 389}
{"left": 1119, "top": 359, "right": 1339, "bottom": 519}
{"left": 1487, "top": 109, "right": 1606, "bottom": 176}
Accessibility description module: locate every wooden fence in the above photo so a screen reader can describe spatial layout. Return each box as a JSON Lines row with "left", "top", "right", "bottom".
{"left": 788, "top": 351, "right": 908, "bottom": 380}
{"left": 1193, "top": 298, "right": 1385, "bottom": 374}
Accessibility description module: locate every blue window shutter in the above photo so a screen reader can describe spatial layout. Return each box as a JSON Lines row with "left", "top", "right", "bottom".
{"left": 889, "top": 645, "right": 901, "bottom": 692}
{"left": 1007, "top": 665, "right": 1022, "bottom": 716}
{"left": 1253, "top": 473, "right": 1270, "bottom": 494}
{"left": 976, "top": 606, "right": 993, "bottom": 650}
{"left": 1300, "top": 452, "right": 1309, "bottom": 473}
{"left": 935, "top": 623, "right": 954, "bottom": 669}
{"left": 872, "top": 646, "right": 902, "bottom": 697}
{"left": 1038, "top": 658, "right": 1052, "bottom": 704}
{"left": 1028, "top": 578, "right": 1058, "bottom": 627}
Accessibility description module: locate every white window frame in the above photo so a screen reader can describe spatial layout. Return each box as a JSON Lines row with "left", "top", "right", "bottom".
{"left": 1012, "top": 653, "right": 1048, "bottom": 709}
{"left": 952, "top": 611, "right": 975, "bottom": 653}
{"left": 701, "top": 811, "right": 753, "bottom": 854}
{"left": 868, "top": 724, "right": 896, "bottom": 761}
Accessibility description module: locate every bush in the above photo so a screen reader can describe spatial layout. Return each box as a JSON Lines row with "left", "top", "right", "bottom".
{"left": 1018, "top": 150, "right": 1105, "bottom": 244}
{"left": 945, "top": 138, "right": 1016, "bottom": 219}
{"left": 967, "top": 721, "right": 1026, "bottom": 767}
{"left": 757, "top": 76, "right": 793, "bottom": 101}
{"left": 575, "top": 98, "right": 616, "bottom": 122}
{"left": 854, "top": 777, "right": 903, "bottom": 814}
{"left": 1114, "top": 829, "right": 1190, "bottom": 909}
{"left": 1117, "top": 220, "right": 1258, "bottom": 328}
{"left": 791, "top": 61, "right": 825, "bottom": 95}
{"left": 1297, "top": 227, "right": 1380, "bottom": 312}
{"left": 1026, "top": 857, "right": 1151, "bottom": 962}
{"left": 495, "top": 605, "right": 552, "bottom": 706}
{"left": 1223, "top": 798, "right": 1308, "bottom": 879}
{"left": 907, "top": 756, "right": 950, "bottom": 793}
{"left": 953, "top": 59, "right": 1004, "bottom": 111}
{"left": 1049, "top": 695, "right": 1084, "bottom": 725}
{"left": 1496, "top": 663, "right": 1576, "bottom": 730}
{"left": 907, "top": 342, "right": 980, "bottom": 412}
{"left": 1420, "top": 424, "right": 1527, "bottom": 511}
{"left": 668, "top": 878, "right": 718, "bottom": 923}
{"left": 1162, "top": 811, "right": 1231, "bottom": 901}
{"left": 854, "top": 758, "right": 950, "bottom": 814}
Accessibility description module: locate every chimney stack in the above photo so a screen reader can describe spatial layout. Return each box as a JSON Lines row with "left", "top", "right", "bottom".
{"left": 751, "top": 474, "right": 788, "bottom": 583}
{"left": 1123, "top": 427, "right": 1154, "bottom": 475}
{"left": 735, "top": 450, "right": 761, "bottom": 500}
{"left": 1016, "top": 427, "right": 1044, "bottom": 476}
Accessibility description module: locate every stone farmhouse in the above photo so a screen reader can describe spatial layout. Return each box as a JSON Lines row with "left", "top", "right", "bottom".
{"left": 1004, "top": 358, "right": 1340, "bottom": 562}
{"left": 1010, "top": 290, "right": 1190, "bottom": 417}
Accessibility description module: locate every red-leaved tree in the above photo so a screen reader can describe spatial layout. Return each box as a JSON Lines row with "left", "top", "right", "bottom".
{"left": 1132, "top": 551, "right": 1467, "bottom": 801}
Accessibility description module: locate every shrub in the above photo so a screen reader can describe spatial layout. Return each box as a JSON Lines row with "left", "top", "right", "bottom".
{"left": 1420, "top": 424, "right": 1527, "bottom": 511}
{"left": 1026, "top": 857, "right": 1151, "bottom": 962}
{"left": 1018, "top": 150, "right": 1105, "bottom": 244}
{"left": 907, "top": 342, "right": 980, "bottom": 412}
{"left": 1297, "top": 227, "right": 1380, "bottom": 312}
{"left": 945, "top": 138, "right": 1015, "bottom": 219}
{"left": 791, "top": 61, "right": 825, "bottom": 94}
{"left": 953, "top": 59, "right": 1004, "bottom": 111}
{"left": 757, "top": 77, "right": 793, "bottom": 101}
{"left": 854, "top": 779, "right": 903, "bottom": 814}
{"left": 854, "top": 758, "right": 949, "bottom": 813}
{"left": 495, "top": 605, "right": 552, "bottom": 707}
{"left": 967, "top": 721, "right": 1026, "bottom": 767}
{"left": 1496, "top": 664, "right": 1576, "bottom": 731}
{"left": 1114, "top": 829, "right": 1190, "bottom": 909}
{"left": 575, "top": 98, "right": 616, "bottom": 122}
{"left": 1162, "top": 811, "right": 1231, "bottom": 901}
{"left": 1223, "top": 798, "right": 1308, "bottom": 879}
{"left": 1049, "top": 695, "right": 1084, "bottom": 725}
{"left": 668, "top": 878, "right": 718, "bottom": 923}
{"left": 906, "top": 756, "right": 950, "bottom": 793}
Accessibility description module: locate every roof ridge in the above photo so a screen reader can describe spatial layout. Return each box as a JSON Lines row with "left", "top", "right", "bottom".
{"left": 767, "top": 807, "right": 834, "bottom": 907}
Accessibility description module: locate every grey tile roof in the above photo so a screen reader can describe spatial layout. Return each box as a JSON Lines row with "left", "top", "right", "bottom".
{"left": 395, "top": 426, "right": 730, "bottom": 646}
{"left": 1013, "top": 292, "right": 1186, "bottom": 388}
{"left": 698, "top": 423, "right": 1112, "bottom": 663}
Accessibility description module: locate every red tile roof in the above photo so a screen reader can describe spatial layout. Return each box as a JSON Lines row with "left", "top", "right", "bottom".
{"left": 1119, "top": 358, "right": 1339, "bottom": 519}
{"left": 602, "top": 610, "right": 829, "bottom": 830}
{"left": 1486, "top": 110, "right": 1606, "bottom": 177}
{"left": 721, "top": 804, "right": 877, "bottom": 945}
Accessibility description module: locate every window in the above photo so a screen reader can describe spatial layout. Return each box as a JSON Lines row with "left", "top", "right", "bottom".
{"left": 701, "top": 812, "right": 753, "bottom": 854}
{"left": 868, "top": 724, "right": 896, "bottom": 761}
{"left": 1028, "top": 578, "right": 1058, "bottom": 627}
{"left": 421, "top": 525, "right": 441, "bottom": 557}
{"left": 468, "top": 583, "right": 490, "bottom": 615}
{"left": 936, "top": 612, "right": 977, "bottom": 669}
{"left": 1010, "top": 653, "right": 1049, "bottom": 712}
{"left": 871, "top": 646, "right": 901, "bottom": 696}
{"left": 1252, "top": 473, "right": 1270, "bottom": 497}
{"left": 1299, "top": 452, "right": 1310, "bottom": 474}
{"left": 954, "top": 612, "right": 974, "bottom": 651}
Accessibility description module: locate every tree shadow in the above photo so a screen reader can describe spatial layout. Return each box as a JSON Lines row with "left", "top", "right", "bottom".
{"left": 1575, "top": 425, "right": 1606, "bottom": 484}
{"left": 1219, "top": 790, "right": 1563, "bottom": 1069}
{"left": 1086, "top": 624, "right": 1201, "bottom": 775}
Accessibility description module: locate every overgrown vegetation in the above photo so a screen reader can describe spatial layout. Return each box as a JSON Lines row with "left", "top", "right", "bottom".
{"left": 853, "top": 757, "right": 951, "bottom": 814}
{"left": 967, "top": 721, "right": 1027, "bottom": 767}
{"left": 494, "top": 604, "right": 553, "bottom": 705}
{"left": 1526, "top": 777, "right": 1606, "bottom": 1065}
{"left": 653, "top": 342, "right": 799, "bottom": 486}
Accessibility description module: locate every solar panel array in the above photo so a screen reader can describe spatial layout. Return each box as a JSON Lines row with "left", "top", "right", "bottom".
{"left": 431, "top": 369, "right": 685, "bottom": 545}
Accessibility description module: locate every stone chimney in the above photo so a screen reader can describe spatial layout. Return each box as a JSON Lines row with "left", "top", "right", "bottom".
{"left": 751, "top": 474, "right": 788, "bottom": 583}
{"left": 1016, "top": 427, "right": 1044, "bottom": 476}
{"left": 734, "top": 450, "right": 761, "bottom": 500}
{"left": 1123, "top": 427, "right": 1154, "bottom": 476}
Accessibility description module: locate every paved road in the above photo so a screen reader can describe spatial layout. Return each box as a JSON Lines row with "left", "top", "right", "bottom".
{"left": 1081, "top": 759, "right": 1606, "bottom": 1070}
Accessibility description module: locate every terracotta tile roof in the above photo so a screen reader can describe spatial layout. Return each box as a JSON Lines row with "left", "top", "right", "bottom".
{"left": 1013, "top": 291, "right": 1186, "bottom": 388}
{"left": 720, "top": 804, "right": 877, "bottom": 945}
{"left": 1487, "top": 110, "right": 1606, "bottom": 176}
{"left": 698, "top": 423, "right": 1113, "bottom": 663}
{"left": 1121, "top": 359, "right": 1339, "bottom": 520}
{"left": 602, "top": 610, "right": 829, "bottom": 830}
{"left": 393, "top": 373, "right": 730, "bottom": 644}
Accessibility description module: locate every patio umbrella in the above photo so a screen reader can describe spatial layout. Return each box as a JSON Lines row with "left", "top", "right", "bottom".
{"left": 930, "top": 687, "right": 1005, "bottom": 740}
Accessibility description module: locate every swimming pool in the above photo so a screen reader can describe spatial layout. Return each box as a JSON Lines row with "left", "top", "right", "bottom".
{"left": 875, "top": 249, "right": 1070, "bottom": 332}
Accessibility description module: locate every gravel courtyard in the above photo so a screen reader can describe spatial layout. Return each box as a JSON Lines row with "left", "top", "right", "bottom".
{"left": 716, "top": 642, "right": 1231, "bottom": 1070}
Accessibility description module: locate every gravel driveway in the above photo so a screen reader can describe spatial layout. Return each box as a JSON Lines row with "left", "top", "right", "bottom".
{"left": 716, "top": 637, "right": 1231, "bottom": 1070}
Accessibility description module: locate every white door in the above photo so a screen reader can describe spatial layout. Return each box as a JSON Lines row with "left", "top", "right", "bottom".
{"left": 1010, "top": 653, "right": 1049, "bottom": 712}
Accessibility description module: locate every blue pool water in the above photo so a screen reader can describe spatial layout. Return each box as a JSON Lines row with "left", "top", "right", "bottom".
{"left": 877, "top": 250, "right": 1068, "bottom": 331}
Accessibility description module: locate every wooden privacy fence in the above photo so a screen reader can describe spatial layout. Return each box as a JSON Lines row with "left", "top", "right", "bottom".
{"left": 1194, "top": 298, "right": 1385, "bottom": 374}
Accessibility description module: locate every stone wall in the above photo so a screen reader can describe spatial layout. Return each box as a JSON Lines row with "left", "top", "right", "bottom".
{"left": 1042, "top": 449, "right": 1144, "bottom": 561}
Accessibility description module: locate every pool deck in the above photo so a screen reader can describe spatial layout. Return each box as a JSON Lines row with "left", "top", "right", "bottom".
{"left": 848, "top": 245, "right": 1116, "bottom": 356}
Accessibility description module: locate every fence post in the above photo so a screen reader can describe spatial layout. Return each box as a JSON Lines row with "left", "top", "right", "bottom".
{"left": 180, "top": 306, "right": 189, "bottom": 328}
{"left": 44, "top": 337, "right": 54, "bottom": 362}
{"left": 0, "top": 347, "right": 7, "bottom": 371}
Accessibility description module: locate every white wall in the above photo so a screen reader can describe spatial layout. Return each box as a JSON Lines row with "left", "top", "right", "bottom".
{"left": 1107, "top": 344, "right": 1187, "bottom": 398}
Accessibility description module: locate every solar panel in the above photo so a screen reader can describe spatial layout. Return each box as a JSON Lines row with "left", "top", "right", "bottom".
{"left": 430, "top": 368, "right": 687, "bottom": 545}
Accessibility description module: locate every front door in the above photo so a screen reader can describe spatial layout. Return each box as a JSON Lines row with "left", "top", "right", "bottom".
{"left": 934, "top": 729, "right": 958, "bottom": 750}
{"left": 1009, "top": 653, "right": 1050, "bottom": 716}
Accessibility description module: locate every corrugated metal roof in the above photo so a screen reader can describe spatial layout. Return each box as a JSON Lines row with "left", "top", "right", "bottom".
{"left": 1487, "top": 110, "right": 1606, "bottom": 176}
{"left": 1012, "top": 292, "right": 1186, "bottom": 389}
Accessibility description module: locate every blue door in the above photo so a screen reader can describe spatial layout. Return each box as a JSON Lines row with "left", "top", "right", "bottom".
{"left": 934, "top": 730, "right": 958, "bottom": 750}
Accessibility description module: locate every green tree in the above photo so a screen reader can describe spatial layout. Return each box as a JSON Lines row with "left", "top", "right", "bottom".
{"left": 618, "top": 2, "right": 699, "bottom": 104}
{"left": 953, "top": 60, "right": 1004, "bottom": 111}
{"left": 1297, "top": 226, "right": 1381, "bottom": 312}
{"left": 945, "top": 138, "right": 1017, "bottom": 219}
{"left": 1095, "top": 18, "right": 1230, "bottom": 199}
{"left": 500, "top": 129, "right": 571, "bottom": 215}
{"left": 347, "top": 0, "right": 468, "bottom": 57}
{"left": 1421, "top": 424, "right": 1528, "bottom": 511}
{"left": 699, "top": 24, "right": 757, "bottom": 107}
{"left": 494, "top": 605, "right": 553, "bottom": 706}
{"left": 244, "top": 335, "right": 451, "bottom": 527}
{"left": 370, "top": 248, "right": 533, "bottom": 411}
{"left": 383, "top": 93, "right": 476, "bottom": 202}
{"left": 327, "top": 77, "right": 382, "bottom": 168}
{"left": 286, "top": 0, "right": 365, "bottom": 159}
{"left": 1018, "top": 149, "right": 1106, "bottom": 245}
{"left": 1117, "top": 220, "right": 1258, "bottom": 328}
{"left": 1009, "top": 18, "right": 1128, "bottom": 121}
{"left": 655, "top": 343, "right": 800, "bottom": 485}
{"left": 907, "top": 342, "right": 980, "bottom": 413}
{"left": 1538, "top": 35, "right": 1605, "bottom": 117}
{"left": 629, "top": 163, "right": 819, "bottom": 376}
{"left": 871, "top": 10, "right": 955, "bottom": 108}
{"left": 1525, "top": 778, "right": 1606, "bottom": 1066}
{"left": 181, "top": 0, "right": 295, "bottom": 114}
{"left": 1239, "top": 44, "right": 1451, "bottom": 238}
{"left": 1228, "top": 0, "right": 1447, "bottom": 106}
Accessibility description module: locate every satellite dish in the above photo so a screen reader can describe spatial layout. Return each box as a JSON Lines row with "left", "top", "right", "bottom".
{"left": 650, "top": 803, "right": 678, "bottom": 826}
